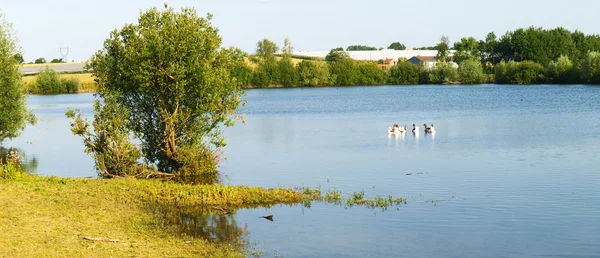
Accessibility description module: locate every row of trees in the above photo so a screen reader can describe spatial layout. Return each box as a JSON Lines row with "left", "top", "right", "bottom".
{"left": 245, "top": 38, "right": 600, "bottom": 87}
{"left": 12, "top": 55, "right": 65, "bottom": 64}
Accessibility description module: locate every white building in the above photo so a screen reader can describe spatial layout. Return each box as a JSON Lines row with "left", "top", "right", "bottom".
{"left": 292, "top": 49, "right": 454, "bottom": 62}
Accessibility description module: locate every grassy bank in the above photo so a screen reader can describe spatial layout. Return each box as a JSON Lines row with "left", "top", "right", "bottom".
{"left": 0, "top": 176, "right": 313, "bottom": 257}
{"left": 22, "top": 73, "right": 96, "bottom": 93}
{"left": 0, "top": 174, "right": 406, "bottom": 257}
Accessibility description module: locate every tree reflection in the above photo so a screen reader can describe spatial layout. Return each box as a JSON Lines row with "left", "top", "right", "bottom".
{"left": 147, "top": 203, "right": 245, "bottom": 243}
{"left": 0, "top": 147, "right": 38, "bottom": 175}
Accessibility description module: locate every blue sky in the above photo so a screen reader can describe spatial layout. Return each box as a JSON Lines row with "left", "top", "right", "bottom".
{"left": 2, "top": 0, "right": 599, "bottom": 62}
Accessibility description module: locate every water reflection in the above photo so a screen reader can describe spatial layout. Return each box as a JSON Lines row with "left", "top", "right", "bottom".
{"left": 147, "top": 204, "right": 246, "bottom": 243}
{"left": 0, "top": 147, "right": 39, "bottom": 175}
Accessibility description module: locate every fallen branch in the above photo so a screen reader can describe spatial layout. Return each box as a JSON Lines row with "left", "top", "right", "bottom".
{"left": 80, "top": 236, "right": 120, "bottom": 243}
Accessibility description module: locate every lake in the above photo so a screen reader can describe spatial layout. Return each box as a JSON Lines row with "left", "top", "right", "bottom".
{"left": 7, "top": 85, "right": 600, "bottom": 257}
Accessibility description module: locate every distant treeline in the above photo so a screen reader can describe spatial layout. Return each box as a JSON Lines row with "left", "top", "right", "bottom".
{"left": 236, "top": 27, "right": 600, "bottom": 87}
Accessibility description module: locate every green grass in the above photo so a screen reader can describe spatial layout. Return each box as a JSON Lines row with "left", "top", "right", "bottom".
{"left": 0, "top": 175, "right": 406, "bottom": 257}
{"left": 0, "top": 176, "right": 312, "bottom": 257}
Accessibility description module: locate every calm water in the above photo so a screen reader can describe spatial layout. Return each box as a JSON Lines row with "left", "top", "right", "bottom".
{"left": 7, "top": 85, "right": 600, "bottom": 257}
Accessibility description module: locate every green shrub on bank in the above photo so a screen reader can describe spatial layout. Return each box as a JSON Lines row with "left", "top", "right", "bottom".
{"left": 388, "top": 61, "right": 422, "bottom": 84}
{"left": 428, "top": 61, "right": 458, "bottom": 84}
{"left": 26, "top": 66, "right": 81, "bottom": 94}
{"left": 458, "top": 59, "right": 485, "bottom": 84}
{"left": 545, "top": 55, "right": 579, "bottom": 84}
{"left": 60, "top": 77, "right": 80, "bottom": 93}
{"left": 582, "top": 51, "right": 600, "bottom": 84}
{"left": 297, "top": 60, "right": 331, "bottom": 86}
{"left": 495, "top": 60, "right": 544, "bottom": 84}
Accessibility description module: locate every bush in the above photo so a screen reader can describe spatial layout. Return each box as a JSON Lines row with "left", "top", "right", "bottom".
{"left": 356, "top": 61, "right": 386, "bottom": 85}
{"left": 582, "top": 51, "right": 600, "bottom": 84}
{"left": 514, "top": 61, "right": 545, "bottom": 84}
{"left": 545, "top": 55, "right": 579, "bottom": 84}
{"left": 34, "top": 66, "right": 61, "bottom": 93}
{"left": 388, "top": 61, "right": 422, "bottom": 84}
{"left": 328, "top": 58, "right": 360, "bottom": 85}
{"left": 61, "top": 77, "right": 80, "bottom": 93}
{"left": 278, "top": 58, "right": 298, "bottom": 87}
{"left": 494, "top": 60, "right": 518, "bottom": 84}
{"left": 495, "top": 60, "right": 544, "bottom": 84}
{"left": 458, "top": 59, "right": 485, "bottom": 84}
{"left": 297, "top": 60, "right": 330, "bottom": 86}
{"left": 428, "top": 61, "right": 458, "bottom": 84}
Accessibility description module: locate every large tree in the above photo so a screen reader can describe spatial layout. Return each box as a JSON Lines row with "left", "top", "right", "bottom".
{"left": 67, "top": 5, "right": 245, "bottom": 183}
{"left": 387, "top": 42, "right": 407, "bottom": 50}
{"left": 435, "top": 35, "right": 451, "bottom": 62}
{"left": 0, "top": 12, "right": 35, "bottom": 142}
{"left": 453, "top": 37, "right": 480, "bottom": 64}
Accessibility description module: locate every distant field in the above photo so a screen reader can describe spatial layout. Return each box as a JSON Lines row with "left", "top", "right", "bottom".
{"left": 21, "top": 62, "right": 85, "bottom": 67}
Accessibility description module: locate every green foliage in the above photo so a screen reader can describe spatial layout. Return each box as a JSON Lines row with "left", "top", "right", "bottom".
{"left": 458, "top": 59, "right": 485, "bottom": 84}
{"left": 26, "top": 69, "right": 83, "bottom": 94}
{"left": 252, "top": 38, "right": 281, "bottom": 87}
{"left": 453, "top": 37, "right": 480, "bottom": 64}
{"left": 387, "top": 42, "right": 407, "bottom": 50}
{"left": 428, "top": 61, "right": 458, "bottom": 84}
{"left": 0, "top": 13, "right": 35, "bottom": 142}
{"left": 356, "top": 61, "right": 386, "bottom": 85}
{"left": 34, "top": 57, "right": 46, "bottom": 64}
{"left": 495, "top": 60, "right": 545, "bottom": 84}
{"left": 278, "top": 39, "right": 298, "bottom": 87}
{"left": 32, "top": 66, "right": 61, "bottom": 93}
{"left": 435, "top": 35, "right": 451, "bottom": 62}
{"left": 60, "top": 77, "right": 80, "bottom": 93}
{"left": 50, "top": 58, "right": 63, "bottom": 63}
{"left": 278, "top": 58, "right": 298, "bottom": 87}
{"left": 388, "top": 61, "right": 422, "bottom": 84}
{"left": 297, "top": 60, "right": 330, "bottom": 86}
{"left": 494, "top": 27, "right": 598, "bottom": 65}
{"left": 325, "top": 48, "right": 348, "bottom": 62}
{"left": 494, "top": 61, "right": 517, "bottom": 84}
{"left": 72, "top": 5, "right": 245, "bottom": 184}
{"left": 582, "top": 52, "right": 600, "bottom": 84}
{"left": 13, "top": 53, "right": 23, "bottom": 64}
{"left": 252, "top": 59, "right": 280, "bottom": 87}
{"left": 255, "top": 38, "right": 278, "bottom": 59}
{"left": 346, "top": 45, "right": 377, "bottom": 51}
{"left": 230, "top": 60, "right": 253, "bottom": 87}
{"left": 479, "top": 32, "right": 499, "bottom": 64}
{"left": 328, "top": 58, "right": 359, "bottom": 85}
{"left": 545, "top": 55, "right": 579, "bottom": 84}
{"left": 414, "top": 46, "right": 437, "bottom": 50}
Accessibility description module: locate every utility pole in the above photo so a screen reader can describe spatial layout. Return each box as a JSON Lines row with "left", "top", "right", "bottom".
{"left": 60, "top": 47, "right": 69, "bottom": 63}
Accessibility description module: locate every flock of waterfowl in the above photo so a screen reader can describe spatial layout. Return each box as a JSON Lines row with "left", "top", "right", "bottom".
{"left": 388, "top": 123, "right": 435, "bottom": 135}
